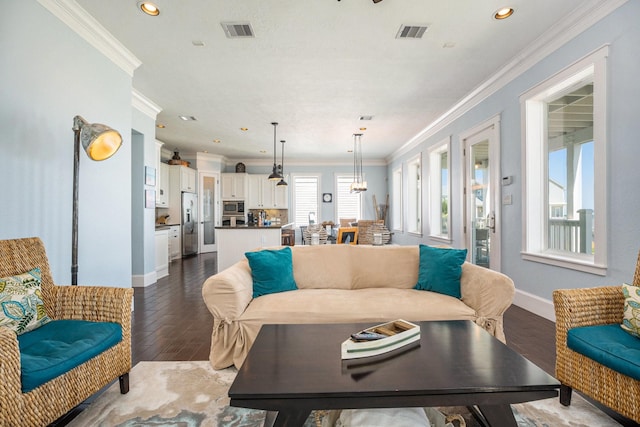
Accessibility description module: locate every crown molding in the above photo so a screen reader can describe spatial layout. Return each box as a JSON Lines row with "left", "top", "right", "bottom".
{"left": 37, "top": 0, "right": 141, "bottom": 76}
{"left": 132, "top": 89, "right": 162, "bottom": 119}
{"left": 387, "top": 0, "right": 628, "bottom": 163}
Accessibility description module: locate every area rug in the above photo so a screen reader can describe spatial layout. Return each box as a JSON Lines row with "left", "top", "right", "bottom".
{"left": 68, "top": 361, "right": 621, "bottom": 427}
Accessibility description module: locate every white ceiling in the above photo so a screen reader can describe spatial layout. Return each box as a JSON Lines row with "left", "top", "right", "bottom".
{"left": 76, "top": 0, "right": 590, "bottom": 162}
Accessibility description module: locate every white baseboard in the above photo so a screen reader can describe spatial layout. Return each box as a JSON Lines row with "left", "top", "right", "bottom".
{"left": 132, "top": 271, "right": 157, "bottom": 288}
{"left": 512, "top": 289, "right": 556, "bottom": 322}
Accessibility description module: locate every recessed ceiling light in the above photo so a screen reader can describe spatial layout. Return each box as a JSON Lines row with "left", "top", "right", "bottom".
{"left": 138, "top": 2, "right": 160, "bottom": 16}
{"left": 260, "top": 150, "right": 267, "bottom": 154}
{"left": 192, "top": 40, "right": 206, "bottom": 47}
{"left": 443, "top": 42, "right": 456, "bottom": 48}
{"left": 179, "top": 115, "right": 197, "bottom": 121}
{"left": 347, "top": 149, "right": 354, "bottom": 153}
{"left": 359, "top": 127, "right": 367, "bottom": 131}
{"left": 493, "top": 7, "right": 514, "bottom": 20}
{"left": 240, "top": 127, "right": 248, "bottom": 131}
{"left": 156, "top": 124, "right": 165, "bottom": 128}
{"left": 213, "top": 139, "right": 221, "bottom": 143}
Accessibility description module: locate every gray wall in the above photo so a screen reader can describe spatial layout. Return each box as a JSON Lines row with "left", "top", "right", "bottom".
{"left": 1, "top": 1, "right": 133, "bottom": 287}
{"left": 132, "top": 109, "right": 160, "bottom": 278}
{"left": 388, "top": 1, "right": 640, "bottom": 304}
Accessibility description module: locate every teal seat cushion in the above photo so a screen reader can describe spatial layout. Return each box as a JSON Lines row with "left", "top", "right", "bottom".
{"left": 17, "top": 319, "right": 122, "bottom": 392}
{"left": 414, "top": 245, "right": 467, "bottom": 299}
{"left": 567, "top": 324, "right": 640, "bottom": 381}
{"left": 245, "top": 247, "right": 297, "bottom": 298}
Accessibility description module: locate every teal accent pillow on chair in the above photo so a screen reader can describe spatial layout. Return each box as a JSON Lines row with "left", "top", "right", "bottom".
{"left": 414, "top": 245, "right": 467, "bottom": 298}
{"left": 245, "top": 247, "right": 298, "bottom": 298}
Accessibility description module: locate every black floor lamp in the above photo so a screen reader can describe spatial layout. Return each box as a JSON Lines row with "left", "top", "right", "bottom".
{"left": 71, "top": 115, "right": 122, "bottom": 286}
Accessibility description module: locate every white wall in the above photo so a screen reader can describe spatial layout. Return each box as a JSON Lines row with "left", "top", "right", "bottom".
{"left": 388, "top": 1, "right": 640, "bottom": 316}
{"left": 0, "top": 1, "right": 133, "bottom": 287}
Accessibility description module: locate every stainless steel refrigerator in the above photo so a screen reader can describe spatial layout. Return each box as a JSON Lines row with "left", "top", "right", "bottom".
{"left": 181, "top": 192, "right": 198, "bottom": 256}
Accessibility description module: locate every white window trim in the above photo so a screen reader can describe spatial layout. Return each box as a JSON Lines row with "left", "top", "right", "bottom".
{"left": 334, "top": 173, "right": 363, "bottom": 222}
{"left": 428, "top": 137, "right": 452, "bottom": 242}
{"left": 520, "top": 45, "right": 608, "bottom": 275}
{"left": 290, "top": 173, "right": 321, "bottom": 227}
{"left": 392, "top": 166, "right": 403, "bottom": 232}
{"left": 407, "top": 153, "right": 423, "bottom": 236}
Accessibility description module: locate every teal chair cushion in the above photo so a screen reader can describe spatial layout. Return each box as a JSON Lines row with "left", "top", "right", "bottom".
{"left": 567, "top": 324, "right": 640, "bottom": 381}
{"left": 17, "top": 319, "right": 122, "bottom": 392}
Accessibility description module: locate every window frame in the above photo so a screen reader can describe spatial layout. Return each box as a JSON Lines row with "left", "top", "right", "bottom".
{"left": 334, "top": 173, "right": 363, "bottom": 222}
{"left": 428, "top": 137, "right": 451, "bottom": 242}
{"left": 290, "top": 173, "right": 321, "bottom": 227}
{"left": 392, "top": 166, "right": 403, "bottom": 232}
{"left": 406, "top": 153, "right": 423, "bottom": 236}
{"left": 520, "top": 45, "right": 608, "bottom": 275}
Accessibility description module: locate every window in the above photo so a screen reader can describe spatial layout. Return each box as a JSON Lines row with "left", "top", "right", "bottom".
{"left": 428, "top": 138, "right": 451, "bottom": 239}
{"left": 292, "top": 174, "right": 320, "bottom": 227}
{"left": 392, "top": 167, "right": 403, "bottom": 231}
{"left": 521, "top": 46, "right": 607, "bottom": 274}
{"left": 335, "top": 175, "right": 362, "bottom": 222}
{"left": 407, "top": 154, "right": 422, "bottom": 235}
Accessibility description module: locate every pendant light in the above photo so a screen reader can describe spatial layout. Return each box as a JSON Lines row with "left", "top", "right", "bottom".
{"left": 277, "top": 139, "right": 288, "bottom": 186}
{"left": 268, "top": 122, "right": 283, "bottom": 181}
{"left": 350, "top": 133, "right": 367, "bottom": 193}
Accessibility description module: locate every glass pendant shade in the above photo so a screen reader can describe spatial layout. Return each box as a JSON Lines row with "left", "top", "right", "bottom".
{"left": 351, "top": 133, "right": 367, "bottom": 193}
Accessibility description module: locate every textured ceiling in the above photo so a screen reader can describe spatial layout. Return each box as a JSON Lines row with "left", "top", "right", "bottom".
{"left": 76, "top": 0, "right": 589, "bottom": 161}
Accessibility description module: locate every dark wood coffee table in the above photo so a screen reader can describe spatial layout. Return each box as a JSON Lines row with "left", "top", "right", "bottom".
{"left": 229, "top": 321, "right": 559, "bottom": 427}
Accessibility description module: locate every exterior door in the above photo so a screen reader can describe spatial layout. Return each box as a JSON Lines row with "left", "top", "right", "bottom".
{"left": 462, "top": 116, "right": 501, "bottom": 271}
{"left": 199, "top": 172, "right": 219, "bottom": 253}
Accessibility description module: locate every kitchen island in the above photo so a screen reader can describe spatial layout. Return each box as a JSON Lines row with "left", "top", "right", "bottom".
{"left": 215, "top": 224, "right": 294, "bottom": 273}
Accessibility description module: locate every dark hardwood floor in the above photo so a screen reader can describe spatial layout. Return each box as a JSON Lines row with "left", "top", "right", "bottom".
{"left": 52, "top": 252, "right": 638, "bottom": 426}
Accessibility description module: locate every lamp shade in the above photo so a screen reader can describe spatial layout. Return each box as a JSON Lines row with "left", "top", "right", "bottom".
{"left": 80, "top": 123, "right": 122, "bottom": 161}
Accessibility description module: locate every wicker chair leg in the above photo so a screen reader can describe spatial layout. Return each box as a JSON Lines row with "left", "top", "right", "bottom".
{"left": 560, "top": 384, "right": 572, "bottom": 406}
{"left": 119, "top": 373, "right": 130, "bottom": 394}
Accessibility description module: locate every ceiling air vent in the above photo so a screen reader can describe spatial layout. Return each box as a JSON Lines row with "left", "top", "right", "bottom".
{"left": 396, "top": 25, "right": 429, "bottom": 39}
{"left": 221, "top": 22, "right": 255, "bottom": 39}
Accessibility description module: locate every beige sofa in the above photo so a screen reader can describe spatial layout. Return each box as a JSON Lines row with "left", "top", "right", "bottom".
{"left": 202, "top": 245, "right": 515, "bottom": 369}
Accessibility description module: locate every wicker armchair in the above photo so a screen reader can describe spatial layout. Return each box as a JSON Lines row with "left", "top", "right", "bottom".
{"left": 0, "top": 237, "right": 133, "bottom": 427}
{"left": 553, "top": 251, "right": 640, "bottom": 423}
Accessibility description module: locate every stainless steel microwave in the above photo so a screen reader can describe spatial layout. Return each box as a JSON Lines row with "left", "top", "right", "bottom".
{"left": 223, "top": 200, "right": 245, "bottom": 215}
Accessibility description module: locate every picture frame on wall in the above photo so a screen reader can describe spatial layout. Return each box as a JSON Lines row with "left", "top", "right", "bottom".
{"left": 145, "top": 190, "right": 155, "bottom": 209}
{"left": 337, "top": 227, "right": 358, "bottom": 245}
{"left": 145, "top": 166, "right": 156, "bottom": 186}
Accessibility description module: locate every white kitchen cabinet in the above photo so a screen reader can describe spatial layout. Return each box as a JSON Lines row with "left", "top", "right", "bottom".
{"left": 155, "top": 229, "right": 169, "bottom": 279}
{"left": 169, "top": 165, "right": 197, "bottom": 194}
{"left": 248, "top": 174, "right": 288, "bottom": 209}
{"left": 180, "top": 166, "right": 196, "bottom": 192}
{"left": 221, "top": 173, "right": 247, "bottom": 200}
{"left": 273, "top": 179, "right": 288, "bottom": 208}
{"left": 156, "top": 162, "right": 170, "bottom": 207}
{"left": 168, "top": 225, "right": 181, "bottom": 260}
{"left": 166, "top": 165, "right": 197, "bottom": 223}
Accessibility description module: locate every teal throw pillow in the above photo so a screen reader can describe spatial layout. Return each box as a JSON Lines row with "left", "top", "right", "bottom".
{"left": 414, "top": 245, "right": 467, "bottom": 299}
{"left": 245, "top": 247, "right": 298, "bottom": 298}
{"left": 621, "top": 283, "right": 640, "bottom": 338}
{"left": 0, "top": 267, "right": 51, "bottom": 335}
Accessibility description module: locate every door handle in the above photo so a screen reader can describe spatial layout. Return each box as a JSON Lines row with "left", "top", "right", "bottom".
{"left": 487, "top": 212, "right": 496, "bottom": 232}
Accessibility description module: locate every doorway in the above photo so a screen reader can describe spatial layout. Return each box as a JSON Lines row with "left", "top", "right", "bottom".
{"left": 462, "top": 115, "right": 501, "bottom": 271}
{"left": 199, "top": 172, "right": 219, "bottom": 253}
